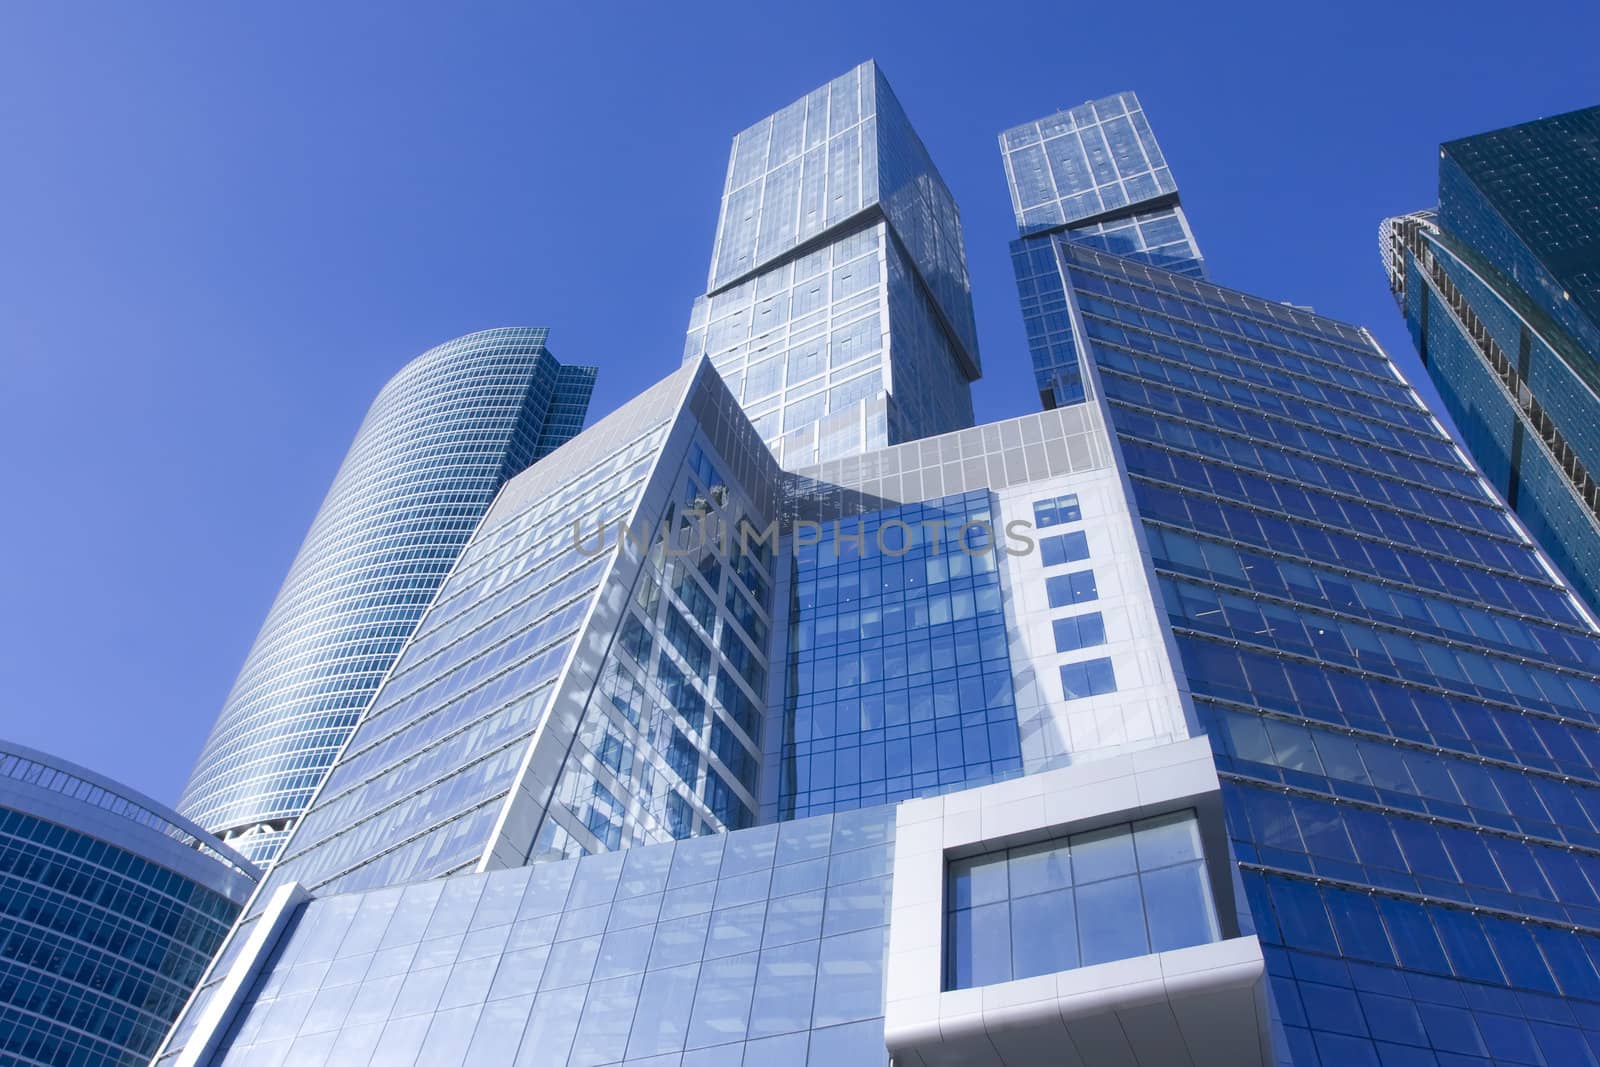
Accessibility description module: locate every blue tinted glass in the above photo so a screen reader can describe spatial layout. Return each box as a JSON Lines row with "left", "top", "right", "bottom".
{"left": 1076, "top": 875, "right": 1149, "bottom": 965}
{"left": 1052, "top": 612, "right": 1107, "bottom": 653}
{"left": 1060, "top": 657, "right": 1116, "bottom": 700}
{"left": 1011, "top": 888, "right": 1078, "bottom": 978}
{"left": 1045, "top": 569, "right": 1098, "bottom": 608}
{"left": 1033, "top": 493, "right": 1083, "bottom": 528}
{"left": 946, "top": 902, "right": 1010, "bottom": 989}
{"left": 1040, "top": 530, "right": 1090, "bottom": 567}
{"left": 1142, "top": 863, "right": 1217, "bottom": 952}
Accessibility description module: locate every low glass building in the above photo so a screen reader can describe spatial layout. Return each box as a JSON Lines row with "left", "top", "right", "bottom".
{"left": 0, "top": 740, "right": 257, "bottom": 1066}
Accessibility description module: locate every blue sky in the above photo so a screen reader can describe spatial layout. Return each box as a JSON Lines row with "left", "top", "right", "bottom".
{"left": 2, "top": 1, "right": 1596, "bottom": 807}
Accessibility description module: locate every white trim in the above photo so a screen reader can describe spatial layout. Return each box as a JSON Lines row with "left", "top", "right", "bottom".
{"left": 883, "top": 739, "right": 1272, "bottom": 1067}
{"left": 173, "top": 880, "right": 309, "bottom": 1067}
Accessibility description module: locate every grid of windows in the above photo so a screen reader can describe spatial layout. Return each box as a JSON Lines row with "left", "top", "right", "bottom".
{"left": 944, "top": 810, "right": 1217, "bottom": 990}
{"left": 178, "top": 329, "right": 595, "bottom": 864}
{"left": 783, "top": 490, "right": 1022, "bottom": 819}
{"left": 0, "top": 807, "right": 244, "bottom": 1067}
{"left": 1002, "top": 93, "right": 1205, "bottom": 409}
{"left": 546, "top": 442, "right": 774, "bottom": 857}
{"left": 1054, "top": 238, "right": 1600, "bottom": 1064}
{"left": 1388, "top": 195, "right": 1600, "bottom": 619}
{"left": 684, "top": 61, "right": 979, "bottom": 468}
{"left": 208, "top": 808, "right": 896, "bottom": 1067}
{"left": 249, "top": 402, "right": 674, "bottom": 901}
{"left": 999, "top": 91, "right": 1183, "bottom": 238}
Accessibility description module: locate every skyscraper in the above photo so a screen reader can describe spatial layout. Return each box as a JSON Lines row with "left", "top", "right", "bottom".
{"left": 683, "top": 61, "right": 982, "bottom": 469}
{"left": 0, "top": 739, "right": 256, "bottom": 1066}
{"left": 1381, "top": 105, "right": 1600, "bottom": 616}
{"left": 178, "top": 328, "right": 595, "bottom": 865}
{"left": 156, "top": 70, "right": 1600, "bottom": 1067}
{"left": 1001, "top": 92, "right": 1205, "bottom": 409}
{"left": 1042, "top": 237, "right": 1600, "bottom": 1066}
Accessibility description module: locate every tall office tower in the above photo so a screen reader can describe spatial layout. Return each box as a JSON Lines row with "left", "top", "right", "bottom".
{"left": 178, "top": 328, "right": 595, "bottom": 866}
{"left": 0, "top": 740, "right": 256, "bottom": 1066}
{"left": 157, "top": 82, "right": 1600, "bottom": 1067}
{"left": 683, "top": 61, "right": 982, "bottom": 469}
{"left": 1001, "top": 92, "right": 1205, "bottom": 409}
{"left": 1381, "top": 105, "right": 1600, "bottom": 616}
{"left": 1040, "top": 237, "right": 1600, "bottom": 1066}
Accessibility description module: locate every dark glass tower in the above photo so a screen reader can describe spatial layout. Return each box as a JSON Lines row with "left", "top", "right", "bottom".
{"left": 178, "top": 328, "right": 595, "bottom": 865}
{"left": 1382, "top": 105, "right": 1600, "bottom": 617}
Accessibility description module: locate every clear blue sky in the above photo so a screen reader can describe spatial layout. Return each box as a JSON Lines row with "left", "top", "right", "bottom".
{"left": 2, "top": 2, "right": 1596, "bottom": 807}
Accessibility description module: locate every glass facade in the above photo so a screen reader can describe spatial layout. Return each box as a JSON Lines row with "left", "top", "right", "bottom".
{"left": 1438, "top": 107, "right": 1600, "bottom": 361}
{"left": 1002, "top": 92, "right": 1205, "bottom": 410}
{"left": 781, "top": 490, "right": 1022, "bottom": 821}
{"left": 1382, "top": 106, "right": 1600, "bottom": 618}
{"left": 149, "top": 74, "right": 1600, "bottom": 1067}
{"left": 684, "top": 62, "right": 981, "bottom": 468}
{"left": 179, "top": 328, "right": 596, "bottom": 866}
{"left": 539, "top": 434, "right": 779, "bottom": 859}
{"left": 945, "top": 809, "right": 1218, "bottom": 990}
{"left": 0, "top": 742, "right": 256, "bottom": 1067}
{"left": 1043, "top": 236, "right": 1600, "bottom": 1065}
{"left": 205, "top": 808, "right": 895, "bottom": 1067}
{"left": 235, "top": 368, "right": 689, "bottom": 900}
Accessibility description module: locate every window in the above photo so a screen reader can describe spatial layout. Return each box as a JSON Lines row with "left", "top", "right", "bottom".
{"left": 1060, "top": 657, "right": 1116, "bottom": 700}
{"left": 656, "top": 654, "right": 706, "bottom": 730}
{"left": 1039, "top": 530, "right": 1090, "bottom": 567}
{"left": 619, "top": 614, "right": 652, "bottom": 665}
{"left": 671, "top": 564, "right": 716, "bottom": 632}
{"left": 945, "top": 810, "right": 1218, "bottom": 990}
{"left": 664, "top": 605, "right": 712, "bottom": 679}
{"left": 1033, "top": 493, "right": 1083, "bottom": 528}
{"left": 1053, "top": 612, "right": 1107, "bottom": 653}
{"left": 1046, "top": 569, "right": 1098, "bottom": 608}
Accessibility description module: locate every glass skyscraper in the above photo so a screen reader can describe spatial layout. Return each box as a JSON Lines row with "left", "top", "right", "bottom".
{"left": 1381, "top": 105, "right": 1600, "bottom": 617}
{"left": 1002, "top": 92, "right": 1205, "bottom": 409}
{"left": 151, "top": 68, "right": 1600, "bottom": 1067}
{"left": 683, "top": 61, "right": 982, "bottom": 469}
{"left": 178, "top": 328, "right": 595, "bottom": 866}
{"left": 0, "top": 740, "right": 257, "bottom": 1066}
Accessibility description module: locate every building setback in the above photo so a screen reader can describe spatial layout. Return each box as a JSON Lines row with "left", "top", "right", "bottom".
{"left": 683, "top": 61, "right": 982, "bottom": 469}
{"left": 1002, "top": 91, "right": 1206, "bottom": 411}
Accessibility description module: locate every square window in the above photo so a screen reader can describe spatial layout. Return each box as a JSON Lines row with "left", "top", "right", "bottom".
{"left": 1040, "top": 531, "right": 1090, "bottom": 567}
{"left": 1033, "top": 494, "right": 1083, "bottom": 528}
{"left": 1046, "top": 570, "right": 1098, "bottom": 608}
{"left": 1052, "top": 612, "right": 1107, "bottom": 653}
{"left": 1060, "top": 657, "right": 1116, "bottom": 700}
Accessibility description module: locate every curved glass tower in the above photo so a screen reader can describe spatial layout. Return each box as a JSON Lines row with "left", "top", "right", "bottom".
{"left": 177, "top": 327, "right": 595, "bottom": 865}
{"left": 0, "top": 739, "right": 256, "bottom": 1067}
